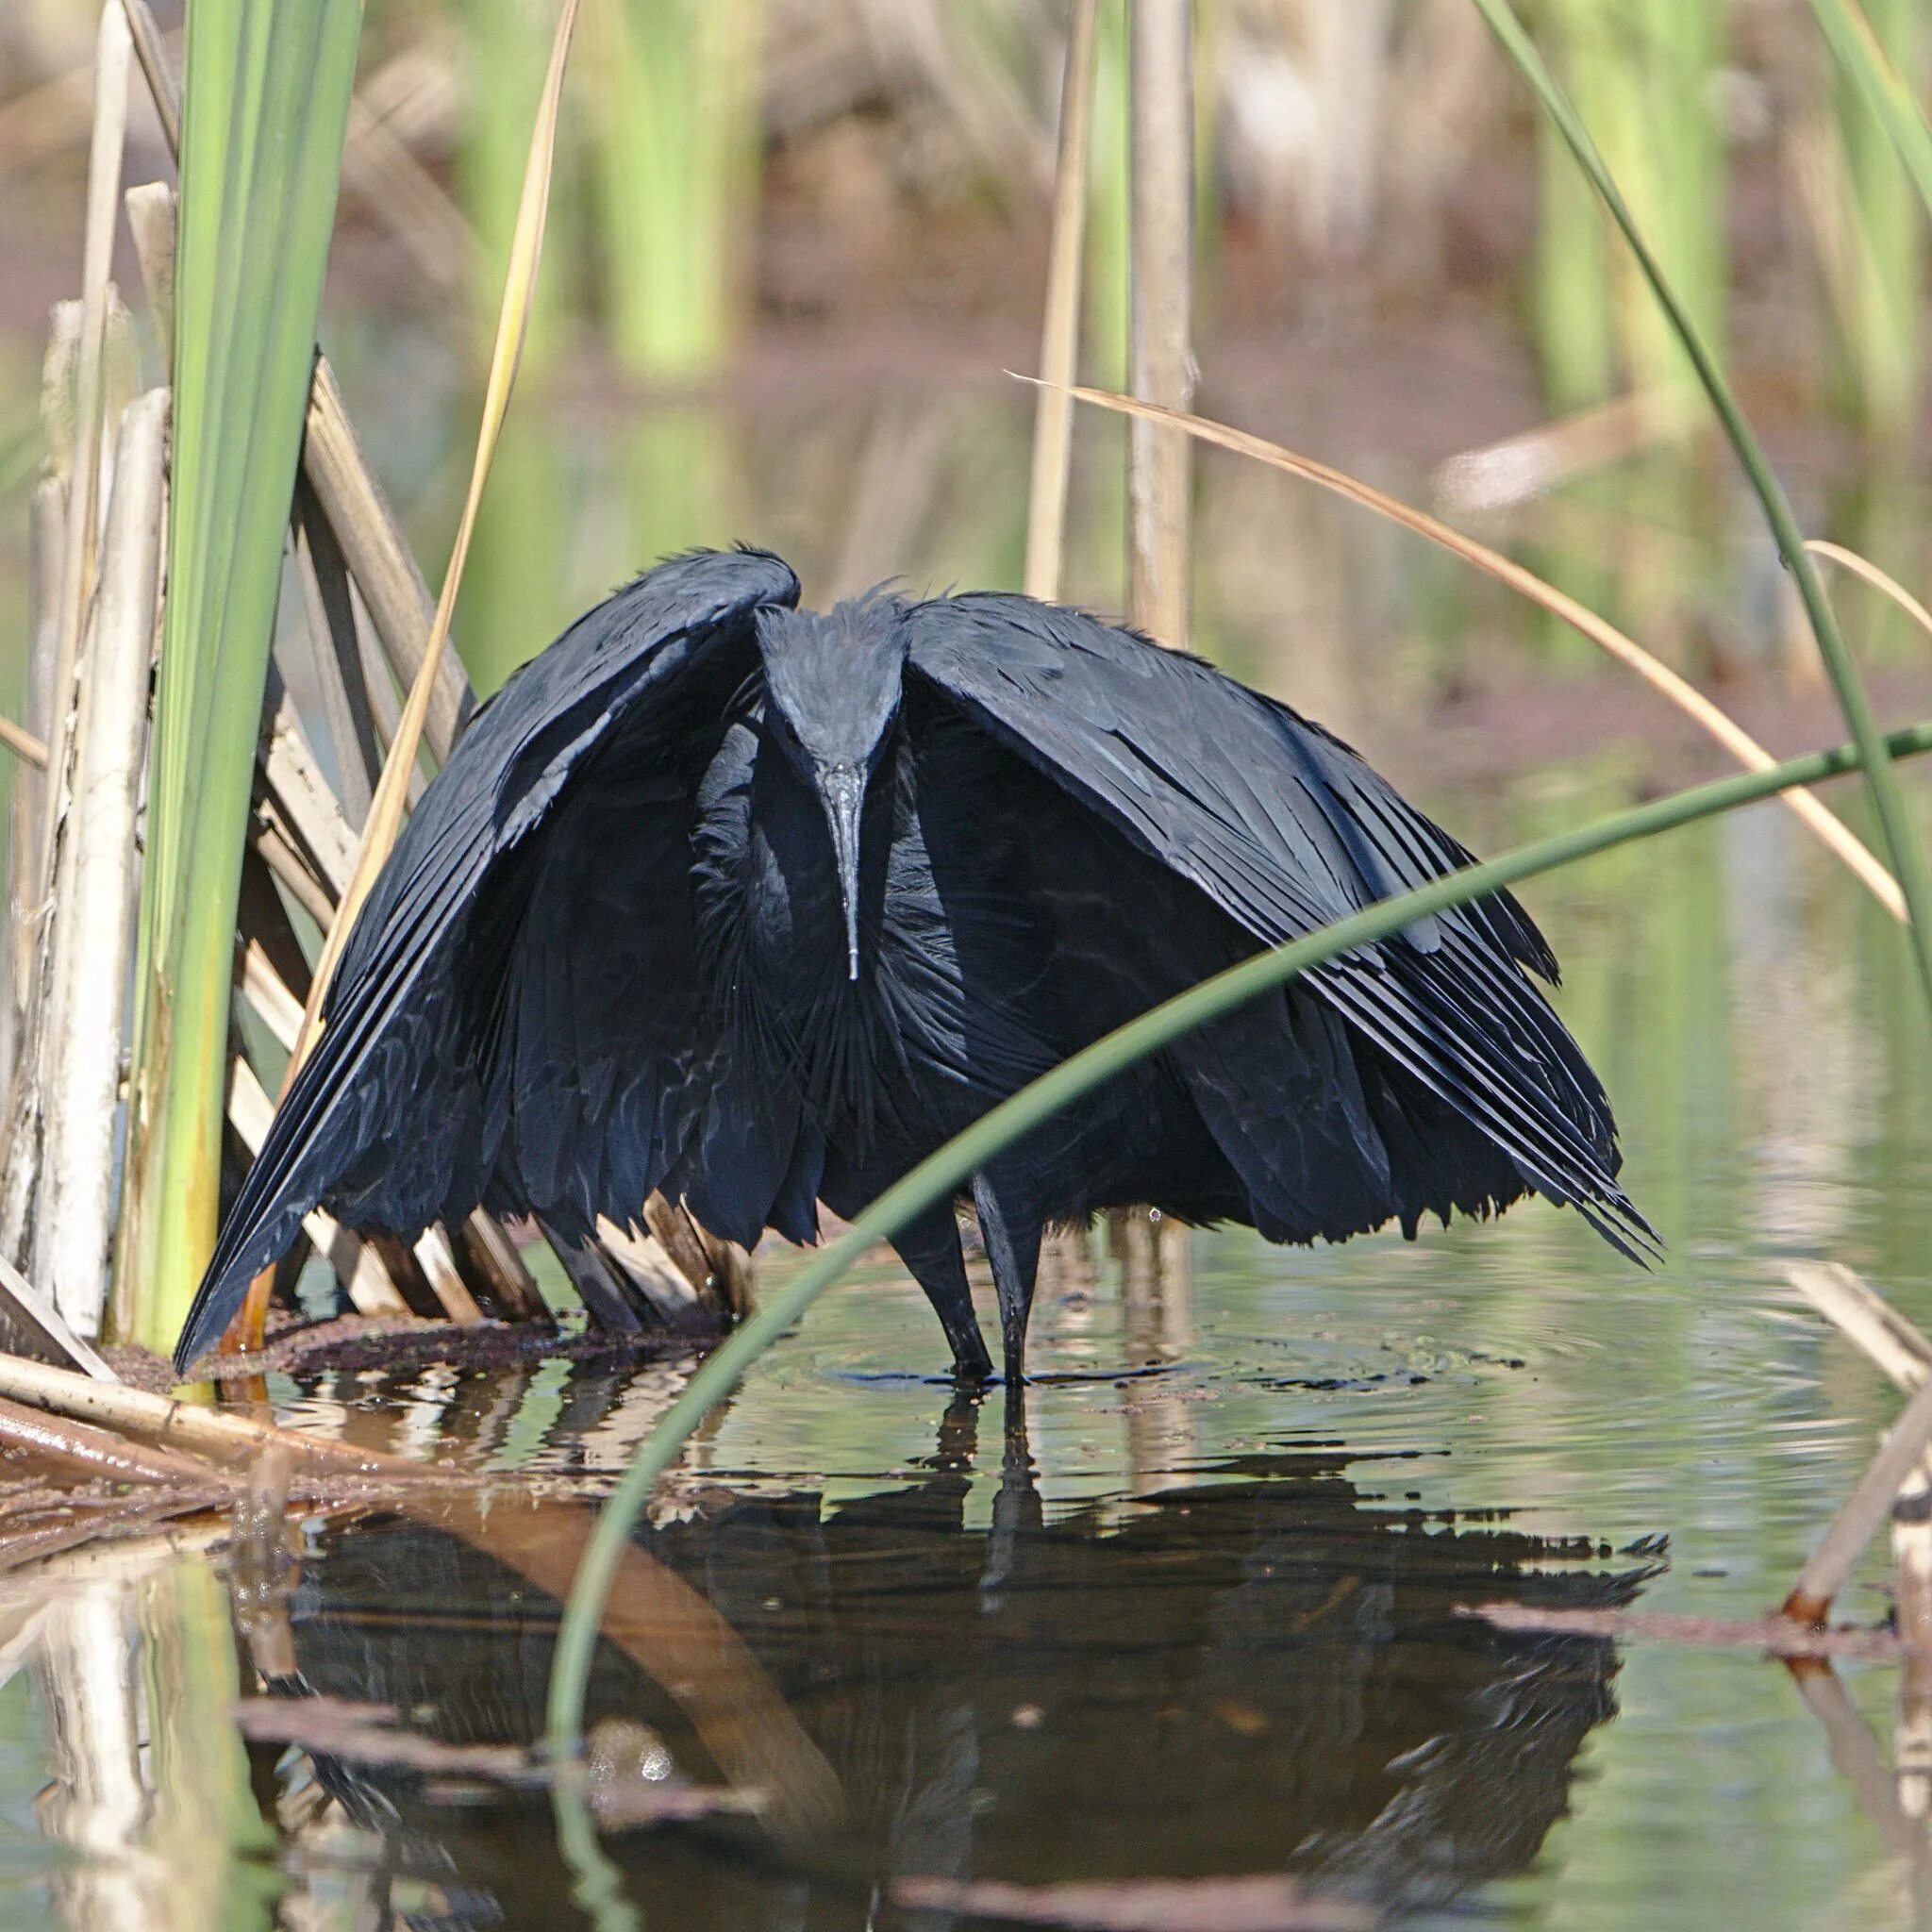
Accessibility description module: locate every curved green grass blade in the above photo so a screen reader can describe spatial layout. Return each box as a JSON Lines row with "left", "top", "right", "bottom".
{"left": 1472, "top": 0, "right": 1932, "bottom": 1028}
{"left": 545, "top": 713, "right": 1932, "bottom": 1904}
{"left": 113, "top": 3, "right": 362, "bottom": 1348}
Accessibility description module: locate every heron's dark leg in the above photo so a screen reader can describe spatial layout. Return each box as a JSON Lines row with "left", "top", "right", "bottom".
{"left": 888, "top": 1201, "right": 993, "bottom": 1382}
{"left": 971, "top": 1172, "right": 1044, "bottom": 1383}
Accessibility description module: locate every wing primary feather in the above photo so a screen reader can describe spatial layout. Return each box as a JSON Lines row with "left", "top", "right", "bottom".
{"left": 904, "top": 591, "right": 1649, "bottom": 1260}
{"left": 175, "top": 550, "right": 799, "bottom": 1370}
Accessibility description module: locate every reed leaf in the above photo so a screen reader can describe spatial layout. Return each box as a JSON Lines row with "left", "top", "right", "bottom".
{"left": 1814, "top": 0, "right": 1926, "bottom": 429}
{"left": 1812, "top": 0, "right": 1932, "bottom": 220}
{"left": 587, "top": 0, "right": 759, "bottom": 380}
{"left": 1472, "top": 0, "right": 1932, "bottom": 1025}
{"left": 1808, "top": 538, "right": 1932, "bottom": 643}
{"left": 545, "top": 711, "right": 1932, "bottom": 1799}
{"left": 112, "top": 1, "right": 362, "bottom": 1352}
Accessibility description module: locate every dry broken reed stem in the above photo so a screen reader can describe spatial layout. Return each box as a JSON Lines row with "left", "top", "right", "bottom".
{"left": 262, "top": 699, "right": 358, "bottom": 899}
{"left": 456, "top": 1212, "right": 551, "bottom": 1324}
{"left": 1786, "top": 1260, "right": 1932, "bottom": 1391}
{"left": 0, "top": 1250, "right": 113, "bottom": 1379}
{"left": 0, "top": 1352, "right": 470, "bottom": 1483}
{"left": 0, "top": 1392, "right": 238, "bottom": 1492}
{"left": 0, "top": 29, "right": 135, "bottom": 1311}
{"left": 1058, "top": 386, "right": 1909, "bottom": 924}
{"left": 225, "top": 1057, "right": 409, "bottom": 1322}
{"left": 295, "top": 0, "right": 584, "bottom": 1068}
{"left": 32, "top": 389, "right": 165, "bottom": 1333}
{"left": 1807, "top": 539, "right": 1932, "bottom": 644}
{"left": 1434, "top": 388, "right": 1691, "bottom": 514}
{"left": 118, "top": 0, "right": 175, "bottom": 147}
{"left": 1784, "top": 1260, "right": 1932, "bottom": 1653}
{"left": 0, "top": 482, "right": 60, "bottom": 1105}
{"left": 409, "top": 1230, "right": 486, "bottom": 1325}
{"left": 1023, "top": 0, "right": 1098, "bottom": 604}
{"left": 237, "top": 943, "right": 303, "bottom": 1053}
{"left": 292, "top": 483, "right": 380, "bottom": 829}
{"left": 123, "top": 180, "right": 175, "bottom": 365}
{"left": 37, "top": 5, "right": 131, "bottom": 930}
{"left": 249, "top": 819, "right": 333, "bottom": 930}
{"left": 1124, "top": 0, "right": 1195, "bottom": 651}
{"left": 302, "top": 359, "right": 473, "bottom": 765}
{"left": 0, "top": 310, "right": 83, "bottom": 1273}
{"left": 1786, "top": 1371, "right": 1932, "bottom": 1626}
{"left": 0, "top": 722, "right": 47, "bottom": 771}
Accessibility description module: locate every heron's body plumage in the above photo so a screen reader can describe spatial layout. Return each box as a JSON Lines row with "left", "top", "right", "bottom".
{"left": 175, "top": 549, "right": 1647, "bottom": 1375}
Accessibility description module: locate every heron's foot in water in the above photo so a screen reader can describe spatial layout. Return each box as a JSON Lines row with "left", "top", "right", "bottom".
{"left": 948, "top": 1335, "right": 995, "bottom": 1386}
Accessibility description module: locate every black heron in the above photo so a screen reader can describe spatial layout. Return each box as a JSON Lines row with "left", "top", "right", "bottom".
{"left": 175, "top": 548, "right": 1648, "bottom": 1378}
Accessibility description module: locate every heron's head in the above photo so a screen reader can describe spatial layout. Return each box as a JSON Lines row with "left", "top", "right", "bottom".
{"left": 757, "top": 595, "right": 909, "bottom": 978}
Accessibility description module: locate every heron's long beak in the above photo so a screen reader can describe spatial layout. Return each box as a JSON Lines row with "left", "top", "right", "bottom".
{"left": 818, "top": 764, "right": 864, "bottom": 979}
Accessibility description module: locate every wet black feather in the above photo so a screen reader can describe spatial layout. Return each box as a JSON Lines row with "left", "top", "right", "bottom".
{"left": 173, "top": 549, "right": 1647, "bottom": 1374}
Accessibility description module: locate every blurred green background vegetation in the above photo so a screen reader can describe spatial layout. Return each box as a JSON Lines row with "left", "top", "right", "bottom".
{"left": 4, "top": 0, "right": 1931, "bottom": 707}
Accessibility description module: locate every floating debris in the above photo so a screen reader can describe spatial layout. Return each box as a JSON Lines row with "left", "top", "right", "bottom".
{"left": 888, "top": 1873, "right": 1374, "bottom": 1931}
{"left": 1464, "top": 1602, "right": 1909, "bottom": 1663}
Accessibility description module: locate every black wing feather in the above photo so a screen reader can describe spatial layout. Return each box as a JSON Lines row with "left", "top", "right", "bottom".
{"left": 903, "top": 593, "right": 1650, "bottom": 1256}
{"left": 174, "top": 549, "right": 800, "bottom": 1370}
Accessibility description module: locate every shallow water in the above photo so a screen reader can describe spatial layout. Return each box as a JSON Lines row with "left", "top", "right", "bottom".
{"left": 5, "top": 791, "right": 1932, "bottom": 1931}
{"left": 7, "top": 349, "right": 1932, "bottom": 1924}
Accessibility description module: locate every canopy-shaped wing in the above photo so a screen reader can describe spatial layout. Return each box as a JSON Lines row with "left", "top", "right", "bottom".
{"left": 903, "top": 593, "right": 1649, "bottom": 1256}
{"left": 174, "top": 549, "right": 801, "bottom": 1370}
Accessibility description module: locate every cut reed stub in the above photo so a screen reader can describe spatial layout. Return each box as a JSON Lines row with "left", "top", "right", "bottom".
{"left": 1781, "top": 1260, "right": 1932, "bottom": 1626}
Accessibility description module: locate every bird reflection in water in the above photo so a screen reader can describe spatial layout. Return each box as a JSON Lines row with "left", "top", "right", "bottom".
{"left": 262, "top": 1387, "right": 1649, "bottom": 1929}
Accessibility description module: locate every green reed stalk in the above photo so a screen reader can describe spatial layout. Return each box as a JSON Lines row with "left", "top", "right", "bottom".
{"left": 545, "top": 713, "right": 1932, "bottom": 1831}
{"left": 1812, "top": 0, "right": 1928, "bottom": 434}
{"left": 1532, "top": 0, "right": 1724, "bottom": 405}
{"left": 1533, "top": 5, "right": 1615, "bottom": 410}
{"left": 588, "top": 0, "right": 759, "bottom": 380}
{"left": 1814, "top": 0, "right": 1932, "bottom": 212}
{"left": 1641, "top": 0, "right": 1725, "bottom": 386}
{"left": 1474, "top": 0, "right": 1932, "bottom": 1027}
{"left": 113, "top": 1, "right": 361, "bottom": 1350}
